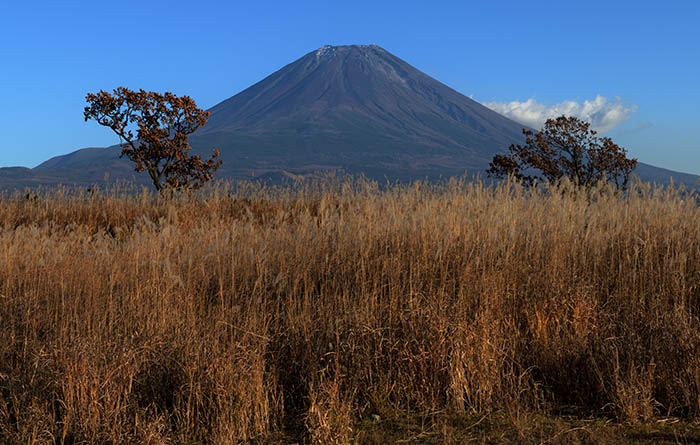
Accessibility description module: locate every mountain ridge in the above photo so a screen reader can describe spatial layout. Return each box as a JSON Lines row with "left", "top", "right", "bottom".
{"left": 1, "top": 44, "right": 697, "bottom": 190}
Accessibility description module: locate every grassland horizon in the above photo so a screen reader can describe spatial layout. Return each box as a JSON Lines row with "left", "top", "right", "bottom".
{"left": 1, "top": 176, "right": 700, "bottom": 444}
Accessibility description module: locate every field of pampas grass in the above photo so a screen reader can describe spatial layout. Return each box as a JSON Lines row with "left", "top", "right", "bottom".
{"left": 1, "top": 177, "right": 700, "bottom": 444}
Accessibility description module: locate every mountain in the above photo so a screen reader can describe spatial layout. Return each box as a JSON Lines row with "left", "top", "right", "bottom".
{"left": 1, "top": 44, "right": 697, "bottom": 190}
{"left": 191, "top": 44, "right": 526, "bottom": 178}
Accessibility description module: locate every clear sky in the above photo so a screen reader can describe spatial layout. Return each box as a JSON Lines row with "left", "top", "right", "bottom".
{"left": 1, "top": 0, "right": 698, "bottom": 174}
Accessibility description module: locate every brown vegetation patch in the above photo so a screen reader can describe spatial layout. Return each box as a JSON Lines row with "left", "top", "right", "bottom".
{"left": 1, "top": 178, "right": 699, "bottom": 443}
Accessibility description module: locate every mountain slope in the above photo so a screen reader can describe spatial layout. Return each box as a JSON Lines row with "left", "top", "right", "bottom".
{"left": 188, "top": 44, "right": 528, "bottom": 179}
{"left": 2, "top": 44, "right": 697, "bottom": 189}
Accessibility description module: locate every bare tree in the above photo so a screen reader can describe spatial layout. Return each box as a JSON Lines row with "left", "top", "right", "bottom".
{"left": 84, "top": 87, "right": 222, "bottom": 192}
{"left": 487, "top": 115, "right": 637, "bottom": 189}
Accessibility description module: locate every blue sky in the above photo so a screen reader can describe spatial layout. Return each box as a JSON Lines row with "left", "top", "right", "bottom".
{"left": 1, "top": 0, "right": 698, "bottom": 174}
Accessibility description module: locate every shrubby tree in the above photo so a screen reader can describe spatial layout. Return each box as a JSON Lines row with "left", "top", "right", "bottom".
{"left": 487, "top": 115, "right": 637, "bottom": 189}
{"left": 84, "top": 87, "right": 222, "bottom": 192}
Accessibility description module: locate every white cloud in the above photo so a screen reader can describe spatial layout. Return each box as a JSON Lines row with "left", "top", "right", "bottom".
{"left": 482, "top": 95, "right": 638, "bottom": 133}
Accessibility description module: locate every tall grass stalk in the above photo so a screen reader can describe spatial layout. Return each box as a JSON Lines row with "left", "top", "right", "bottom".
{"left": 1, "top": 177, "right": 699, "bottom": 443}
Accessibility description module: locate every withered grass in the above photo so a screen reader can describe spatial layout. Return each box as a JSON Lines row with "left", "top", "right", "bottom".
{"left": 1, "top": 177, "right": 699, "bottom": 444}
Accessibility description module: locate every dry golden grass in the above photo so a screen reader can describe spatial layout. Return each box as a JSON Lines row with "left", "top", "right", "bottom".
{"left": 1, "top": 177, "right": 699, "bottom": 444}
